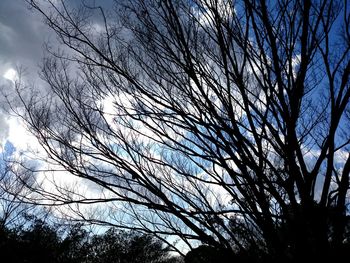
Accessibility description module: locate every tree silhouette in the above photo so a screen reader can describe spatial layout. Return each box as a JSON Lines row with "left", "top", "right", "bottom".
{"left": 184, "top": 245, "right": 233, "bottom": 263}
{"left": 88, "top": 229, "right": 173, "bottom": 263}
{"left": 0, "top": 141, "right": 36, "bottom": 230}
{"left": 0, "top": 219, "right": 180, "bottom": 263}
{"left": 58, "top": 223, "right": 91, "bottom": 263}
{"left": 12, "top": 0, "right": 350, "bottom": 261}
{"left": 0, "top": 219, "right": 60, "bottom": 263}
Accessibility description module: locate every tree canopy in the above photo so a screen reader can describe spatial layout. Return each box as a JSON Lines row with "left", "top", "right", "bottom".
{"left": 0, "top": 218, "right": 177, "bottom": 263}
{"left": 10, "top": 0, "right": 350, "bottom": 261}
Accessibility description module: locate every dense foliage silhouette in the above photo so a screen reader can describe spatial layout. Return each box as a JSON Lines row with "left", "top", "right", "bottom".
{"left": 0, "top": 219, "right": 179, "bottom": 263}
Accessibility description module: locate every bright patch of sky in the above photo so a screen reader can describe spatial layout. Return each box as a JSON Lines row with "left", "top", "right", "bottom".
{"left": 3, "top": 68, "right": 17, "bottom": 82}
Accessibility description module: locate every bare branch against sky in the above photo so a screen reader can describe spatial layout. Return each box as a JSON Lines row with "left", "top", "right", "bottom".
{"left": 0, "top": 0, "right": 350, "bottom": 262}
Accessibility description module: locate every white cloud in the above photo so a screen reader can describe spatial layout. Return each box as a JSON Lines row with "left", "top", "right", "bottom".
{"left": 3, "top": 68, "right": 17, "bottom": 83}
{"left": 292, "top": 54, "right": 301, "bottom": 79}
{"left": 0, "top": 113, "right": 9, "bottom": 145}
{"left": 7, "top": 117, "right": 37, "bottom": 153}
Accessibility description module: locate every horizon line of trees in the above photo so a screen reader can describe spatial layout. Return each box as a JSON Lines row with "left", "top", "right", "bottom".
{"left": 0, "top": 214, "right": 183, "bottom": 263}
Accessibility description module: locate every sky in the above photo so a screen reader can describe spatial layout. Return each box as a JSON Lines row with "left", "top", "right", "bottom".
{"left": 0, "top": 0, "right": 123, "bottom": 219}
{"left": 0, "top": 0, "right": 53, "bottom": 150}
{"left": 0, "top": 1, "right": 96, "bottom": 212}
{"left": 0, "top": 1, "right": 44, "bottom": 70}
{"left": 0, "top": 1, "right": 116, "bottom": 151}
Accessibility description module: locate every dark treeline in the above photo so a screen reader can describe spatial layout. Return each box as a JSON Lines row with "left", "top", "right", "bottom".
{"left": 0, "top": 217, "right": 182, "bottom": 263}
{"left": 4, "top": 212, "right": 348, "bottom": 263}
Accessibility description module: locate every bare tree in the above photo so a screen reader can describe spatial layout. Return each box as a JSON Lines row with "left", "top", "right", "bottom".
{"left": 12, "top": 0, "right": 350, "bottom": 261}
{"left": 0, "top": 142, "right": 36, "bottom": 229}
